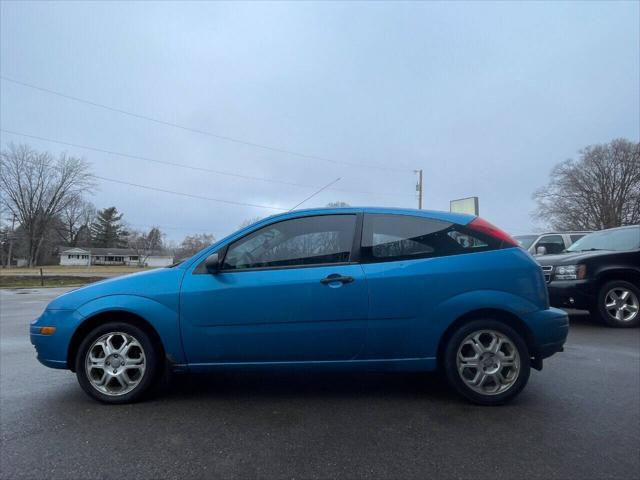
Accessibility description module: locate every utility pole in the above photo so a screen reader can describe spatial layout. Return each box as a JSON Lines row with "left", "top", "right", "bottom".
{"left": 415, "top": 169, "right": 423, "bottom": 209}
{"left": 6, "top": 214, "right": 16, "bottom": 268}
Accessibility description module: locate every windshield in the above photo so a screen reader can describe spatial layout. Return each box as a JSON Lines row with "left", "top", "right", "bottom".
{"left": 566, "top": 227, "right": 640, "bottom": 252}
{"left": 514, "top": 235, "right": 538, "bottom": 250}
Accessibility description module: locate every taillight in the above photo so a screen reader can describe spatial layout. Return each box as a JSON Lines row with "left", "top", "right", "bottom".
{"left": 467, "top": 217, "right": 519, "bottom": 247}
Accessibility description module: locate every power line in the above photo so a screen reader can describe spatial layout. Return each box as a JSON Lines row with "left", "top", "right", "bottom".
{"left": 0, "top": 129, "right": 312, "bottom": 188}
{"left": 94, "top": 175, "right": 287, "bottom": 211}
{"left": 1, "top": 75, "right": 412, "bottom": 173}
{"left": 0, "top": 128, "right": 415, "bottom": 198}
{"left": 126, "top": 223, "right": 225, "bottom": 238}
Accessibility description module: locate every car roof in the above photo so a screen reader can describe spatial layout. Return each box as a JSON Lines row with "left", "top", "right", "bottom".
{"left": 592, "top": 225, "right": 640, "bottom": 232}
{"left": 514, "top": 231, "right": 592, "bottom": 236}
{"left": 179, "top": 207, "right": 477, "bottom": 270}
{"left": 265, "top": 207, "right": 476, "bottom": 225}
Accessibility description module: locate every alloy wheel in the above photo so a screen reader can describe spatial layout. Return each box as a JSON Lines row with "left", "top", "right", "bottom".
{"left": 456, "top": 330, "right": 521, "bottom": 396}
{"left": 85, "top": 332, "right": 146, "bottom": 396}
{"left": 604, "top": 288, "right": 639, "bottom": 323}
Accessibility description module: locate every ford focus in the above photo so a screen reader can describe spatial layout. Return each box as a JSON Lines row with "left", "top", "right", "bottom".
{"left": 31, "top": 208, "right": 568, "bottom": 405}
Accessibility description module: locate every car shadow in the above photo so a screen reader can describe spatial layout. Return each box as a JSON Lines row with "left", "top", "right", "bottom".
{"left": 161, "top": 370, "right": 457, "bottom": 403}
{"left": 566, "top": 309, "right": 603, "bottom": 327}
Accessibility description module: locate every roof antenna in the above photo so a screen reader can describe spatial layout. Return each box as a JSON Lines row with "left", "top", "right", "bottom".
{"left": 289, "top": 177, "right": 341, "bottom": 211}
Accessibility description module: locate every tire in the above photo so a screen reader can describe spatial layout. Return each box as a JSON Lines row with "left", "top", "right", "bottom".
{"left": 443, "top": 320, "right": 531, "bottom": 406}
{"left": 75, "top": 322, "right": 159, "bottom": 404}
{"left": 597, "top": 280, "right": 640, "bottom": 328}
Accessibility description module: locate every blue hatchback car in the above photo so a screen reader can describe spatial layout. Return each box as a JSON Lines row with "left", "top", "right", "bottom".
{"left": 31, "top": 208, "right": 568, "bottom": 405}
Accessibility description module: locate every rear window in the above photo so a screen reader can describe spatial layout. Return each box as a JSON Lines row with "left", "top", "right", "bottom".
{"left": 570, "top": 234, "right": 586, "bottom": 244}
{"left": 361, "top": 214, "right": 499, "bottom": 262}
{"left": 567, "top": 227, "right": 640, "bottom": 252}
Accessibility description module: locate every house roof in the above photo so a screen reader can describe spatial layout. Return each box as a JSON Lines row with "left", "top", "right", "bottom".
{"left": 59, "top": 247, "right": 91, "bottom": 254}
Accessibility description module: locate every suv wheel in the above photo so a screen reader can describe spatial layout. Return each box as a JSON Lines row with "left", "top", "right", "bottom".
{"left": 597, "top": 281, "right": 640, "bottom": 328}
{"left": 75, "top": 322, "right": 159, "bottom": 404}
{"left": 443, "top": 320, "right": 531, "bottom": 405}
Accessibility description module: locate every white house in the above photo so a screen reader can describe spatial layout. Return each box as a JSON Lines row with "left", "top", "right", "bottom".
{"left": 59, "top": 247, "right": 174, "bottom": 267}
{"left": 59, "top": 248, "right": 91, "bottom": 266}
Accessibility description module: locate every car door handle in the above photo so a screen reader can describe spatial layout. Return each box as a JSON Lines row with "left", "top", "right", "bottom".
{"left": 320, "top": 274, "right": 354, "bottom": 285}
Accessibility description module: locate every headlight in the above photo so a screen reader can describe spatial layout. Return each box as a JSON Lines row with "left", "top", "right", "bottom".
{"left": 555, "top": 264, "right": 586, "bottom": 280}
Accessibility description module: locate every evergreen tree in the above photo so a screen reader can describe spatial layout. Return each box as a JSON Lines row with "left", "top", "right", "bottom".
{"left": 91, "top": 207, "right": 126, "bottom": 248}
{"left": 146, "top": 227, "right": 164, "bottom": 251}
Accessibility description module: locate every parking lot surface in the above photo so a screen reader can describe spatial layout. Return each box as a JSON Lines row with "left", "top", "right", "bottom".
{"left": 1, "top": 288, "right": 639, "bottom": 480}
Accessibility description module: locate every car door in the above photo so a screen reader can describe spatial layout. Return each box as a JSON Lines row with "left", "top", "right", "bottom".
{"left": 179, "top": 214, "right": 368, "bottom": 364}
{"left": 358, "top": 213, "right": 502, "bottom": 360}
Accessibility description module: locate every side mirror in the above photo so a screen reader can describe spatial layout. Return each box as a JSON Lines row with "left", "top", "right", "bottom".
{"left": 204, "top": 252, "right": 220, "bottom": 273}
{"left": 536, "top": 246, "right": 547, "bottom": 256}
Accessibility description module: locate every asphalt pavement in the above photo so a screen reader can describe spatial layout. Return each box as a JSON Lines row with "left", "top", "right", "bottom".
{"left": 1, "top": 288, "right": 639, "bottom": 480}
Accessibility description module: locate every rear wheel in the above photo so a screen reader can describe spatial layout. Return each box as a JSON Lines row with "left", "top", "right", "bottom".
{"left": 443, "top": 320, "right": 530, "bottom": 405}
{"left": 75, "top": 322, "right": 159, "bottom": 404}
{"left": 597, "top": 281, "right": 640, "bottom": 328}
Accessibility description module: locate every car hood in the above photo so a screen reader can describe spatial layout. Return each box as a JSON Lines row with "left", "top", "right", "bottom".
{"left": 536, "top": 250, "right": 612, "bottom": 266}
{"left": 45, "top": 267, "right": 185, "bottom": 311}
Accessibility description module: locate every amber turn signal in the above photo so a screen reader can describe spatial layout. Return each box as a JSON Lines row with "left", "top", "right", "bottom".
{"left": 39, "top": 326, "right": 56, "bottom": 335}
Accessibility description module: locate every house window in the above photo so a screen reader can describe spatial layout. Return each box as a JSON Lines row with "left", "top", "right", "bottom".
{"left": 129, "top": 256, "right": 139, "bottom": 261}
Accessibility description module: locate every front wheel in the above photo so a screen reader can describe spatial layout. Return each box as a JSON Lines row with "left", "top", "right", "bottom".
{"left": 75, "top": 322, "right": 159, "bottom": 404}
{"left": 443, "top": 320, "right": 531, "bottom": 405}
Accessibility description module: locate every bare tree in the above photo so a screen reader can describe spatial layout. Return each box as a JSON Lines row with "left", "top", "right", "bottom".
{"left": 58, "top": 196, "right": 96, "bottom": 246}
{"left": 0, "top": 144, "right": 94, "bottom": 266}
{"left": 127, "top": 227, "right": 165, "bottom": 266}
{"left": 127, "top": 230, "right": 152, "bottom": 266}
{"left": 238, "top": 216, "right": 263, "bottom": 229}
{"left": 533, "top": 139, "right": 640, "bottom": 230}
{"left": 175, "top": 233, "right": 215, "bottom": 260}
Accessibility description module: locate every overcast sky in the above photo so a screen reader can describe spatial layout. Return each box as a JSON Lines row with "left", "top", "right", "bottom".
{"left": 1, "top": 1, "right": 638, "bottom": 242}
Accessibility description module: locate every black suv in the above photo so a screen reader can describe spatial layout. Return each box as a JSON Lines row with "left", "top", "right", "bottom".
{"left": 536, "top": 225, "right": 640, "bottom": 327}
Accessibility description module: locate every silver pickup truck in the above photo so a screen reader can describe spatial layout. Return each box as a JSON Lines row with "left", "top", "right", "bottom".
{"left": 514, "top": 231, "right": 592, "bottom": 256}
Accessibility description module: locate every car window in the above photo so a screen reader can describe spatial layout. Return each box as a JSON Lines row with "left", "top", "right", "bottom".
{"left": 570, "top": 234, "right": 586, "bottom": 244}
{"left": 567, "top": 226, "right": 640, "bottom": 252}
{"left": 222, "top": 215, "right": 356, "bottom": 270}
{"left": 514, "top": 235, "right": 538, "bottom": 249}
{"left": 361, "top": 214, "right": 496, "bottom": 262}
{"left": 448, "top": 231, "right": 489, "bottom": 249}
{"left": 535, "top": 235, "right": 565, "bottom": 254}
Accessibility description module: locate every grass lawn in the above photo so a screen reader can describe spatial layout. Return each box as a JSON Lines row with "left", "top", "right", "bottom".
{"left": 0, "top": 275, "right": 105, "bottom": 289}
{"left": 1, "top": 265, "right": 152, "bottom": 275}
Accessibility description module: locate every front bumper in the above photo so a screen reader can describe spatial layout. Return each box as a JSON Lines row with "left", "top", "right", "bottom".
{"left": 547, "top": 279, "right": 595, "bottom": 310}
{"left": 30, "top": 309, "right": 84, "bottom": 369}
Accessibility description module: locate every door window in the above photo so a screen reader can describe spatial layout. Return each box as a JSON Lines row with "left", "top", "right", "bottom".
{"left": 222, "top": 215, "right": 356, "bottom": 270}
{"left": 535, "top": 235, "right": 565, "bottom": 254}
{"left": 361, "top": 214, "right": 497, "bottom": 262}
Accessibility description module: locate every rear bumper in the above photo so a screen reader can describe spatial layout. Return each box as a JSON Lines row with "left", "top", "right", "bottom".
{"left": 547, "top": 280, "right": 594, "bottom": 310}
{"left": 536, "top": 340, "right": 565, "bottom": 359}
{"left": 521, "top": 307, "right": 569, "bottom": 360}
